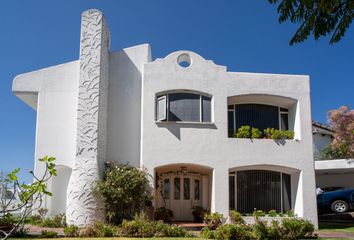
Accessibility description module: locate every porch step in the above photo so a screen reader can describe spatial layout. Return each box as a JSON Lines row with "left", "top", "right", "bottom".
{"left": 173, "top": 222, "right": 207, "bottom": 231}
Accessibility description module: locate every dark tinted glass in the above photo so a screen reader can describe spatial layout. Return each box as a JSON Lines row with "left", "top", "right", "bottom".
{"left": 237, "top": 170, "right": 281, "bottom": 213}
{"left": 228, "top": 110, "right": 235, "bottom": 136}
{"left": 174, "top": 178, "right": 180, "bottom": 200}
{"left": 168, "top": 93, "right": 200, "bottom": 122}
{"left": 280, "top": 113, "right": 289, "bottom": 130}
{"left": 235, "top": 104, "right": 279, "bottom": 131}
{"left": 164, "top": 178, "right": 170, "bottom": 199}
{"left": 202, "top": 96, "right": 211, "bottom": 122}
{"left": 229, "top": 175, "right": 235, "bottom": 210}
{"left": 282, "top": 173, "right": 291, "bottom": 211}
{"left": 183, "top": 178, "right": 190, "bottom": 200}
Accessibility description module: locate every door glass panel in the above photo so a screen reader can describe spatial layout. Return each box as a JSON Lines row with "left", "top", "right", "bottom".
{"left": 184, "top": 178, "right": 190, "bottom": 200}
{"left": 195, "top": 179, "right": 200, "bottom": 200}
{"left": 164, "top": 178, "right": 170, "bottom": 199}
{"left": 174, "top": 178, "right": 180, "bottom": 200}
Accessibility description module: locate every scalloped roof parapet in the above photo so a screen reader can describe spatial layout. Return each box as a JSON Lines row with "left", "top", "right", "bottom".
{"left": 151, "top": 50, "right": 227, "bottom": 71}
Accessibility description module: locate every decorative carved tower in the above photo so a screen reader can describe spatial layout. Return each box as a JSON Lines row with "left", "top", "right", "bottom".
{"left": 66, "top": 9, "right": 110, "bottom": 226}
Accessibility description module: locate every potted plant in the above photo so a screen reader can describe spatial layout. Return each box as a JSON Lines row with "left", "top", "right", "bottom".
{"left": 192, "top": 206, "right": 207, "bottom": 223}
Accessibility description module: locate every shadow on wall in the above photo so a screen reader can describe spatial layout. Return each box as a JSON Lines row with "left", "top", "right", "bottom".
{"left": 156, "top": 122, "right": 217, "bottom": 140}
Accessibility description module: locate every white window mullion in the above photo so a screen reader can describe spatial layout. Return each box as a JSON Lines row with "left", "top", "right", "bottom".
{"left": 199, "top": 95, "right": 202, "bottom": 122}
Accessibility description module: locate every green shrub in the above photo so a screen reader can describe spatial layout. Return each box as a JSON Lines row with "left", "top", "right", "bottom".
{"left": 40, "top": 214, "right": 66, "bottom": 228}
{"left": 264, "top": 128, "right": 294, "bottom": 140}
{"left": 235, "top": 126, "right": 251, "bottom": 138}
{"left": 215, "top": 224, "right": 251, "bottom": 240}
{"left": 93, "top": 163, "right": 152, "bottom": 224}
{"left": 192, "top": 206, "right": 207, "bottom": 222}
{"left": 63, "top": 225, "right": 79, "bottom": 237}
{"left": 229, "top": 210, "right": 245, "bottom": 225}
{"left": 41, "top": 230, "right": 58, "bottom": 238}
{"left": 0, "top": 213, "right": 15, "bottom": 236}
{"left": 155, "top": 223, "right": 190, "bottom": 237}
{"left": 204, "top": 212, "right": 226, "bottom": 229}
{"left": 97, "top": 224, "right": 115, "bottom": 237}
{"left": 119, "top": 212, "right": 189, "bottom": 238}
{"left": 286, "top": 210, "right": 295, "bottom": 217}
{"left": 251, "top": 127, "right": 262, "bottom": 138}
{"left": 251, "top": 220, "right": 271, "bottom": 240}
{"left": 155, "top": 207, "right": 174, "bottom": 223}
{"left": 252, "top": 209, "right": 266, "bottom": 220}
{"left": 201, "top": 227, "right": 216, "bottom": 239}
{"left": 29, "top": 214, "right": 42, "bottom": 225}
{"left": 279, "top": 218, "right": 317, "bottom": 240}
{"left": 79, "top": 226, "right": 99, "bottom": 237}
{"left": 268, "top": 210, "right": 277, "bottom": 217}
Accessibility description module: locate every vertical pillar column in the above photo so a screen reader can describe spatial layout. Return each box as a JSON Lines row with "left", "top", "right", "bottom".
{"left": 66, "top": 9, "right": 110, "bottom": 226}
{"left": 211, "top": 168, "right": 229, "bottom": 218}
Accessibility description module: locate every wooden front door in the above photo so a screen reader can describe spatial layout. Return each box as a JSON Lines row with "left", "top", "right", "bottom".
{"left": 164, "top": 175, "right": 202, "bottom": 221}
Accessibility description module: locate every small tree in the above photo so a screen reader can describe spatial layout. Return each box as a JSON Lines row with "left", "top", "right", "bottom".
{"left": 93, "top": 162, "right": 152, "bottom": 224}
{"left": 322, "top": 106, "right": 354, "bottom": 159}
{"left": 0, "top": 156, "right": 56, "bottom": 239}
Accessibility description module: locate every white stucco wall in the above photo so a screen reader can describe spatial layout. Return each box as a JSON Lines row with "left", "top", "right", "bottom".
{"left": 12, "top": 60, "right": 79, "bottom": 213}
{"left": 141, "top": 51, "right": 318, "bottom": 226}
{"left": 107, "top": 44, "right": 151, "bottom": 167}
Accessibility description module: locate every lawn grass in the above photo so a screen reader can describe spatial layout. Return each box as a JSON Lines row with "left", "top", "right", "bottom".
{"left": 14, "top": 238, "right": 204, "bottom": 240}
{"left": 319, "top": 222, "right": 354, "bottom": 233}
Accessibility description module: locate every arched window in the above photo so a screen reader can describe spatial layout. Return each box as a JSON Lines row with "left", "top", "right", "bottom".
{"left": 228, "top": 104, "right": 289, "bottom": 134}
{"left": 230, "top": 170, "right": 291, "bottom": 213}
{"left": 156, "top": 92, "right": 212, "bottom": 123}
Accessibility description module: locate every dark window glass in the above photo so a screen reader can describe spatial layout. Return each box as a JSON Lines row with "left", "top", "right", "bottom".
{"left": 280, "top": 113, "right": 289, "bottom": 130}
{"left": 228, "top": 110, "right": 235, "bottom": 136}
{"left": 164, "top": 178, "right": 170, "bottom": 199}
{"left": 237, "top": 170, "right": 282, "bottom": 213}
{"left": 169, "top": 93, "right": 200, "bottom": 122}
{"left": 174, "top": 178, "right": 180, "bottom": 200}
{"left": 282, "top": 173, "right": 291, "bottom": 211}
{"left": 202, "top": 96, "right": 212, "bottom": 122}
{"left": 195, "top": 179, "right": 200, "bottom": 200}
{"left": 235, "top": 104, "right": 279, "bottom": 131}
{"left": 183, "top": 178, "right": 190, "bottom": 200}
{"left": 228, "top": 105, "right": 234, "bottom": 110}
{"left": 280, "top": 107, "right": 288, "bottom": 112}
{"left": 229, "top": 175, "right": 235, "bottom": 210}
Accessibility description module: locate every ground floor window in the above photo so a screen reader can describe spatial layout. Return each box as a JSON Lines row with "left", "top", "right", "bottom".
{"left": 230, "top": 170, "right": 291, "bottom": 213}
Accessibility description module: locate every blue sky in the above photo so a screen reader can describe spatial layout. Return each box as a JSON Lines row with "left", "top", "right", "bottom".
{"left": 1, "top": 1, "right": 353, "bottom": 183}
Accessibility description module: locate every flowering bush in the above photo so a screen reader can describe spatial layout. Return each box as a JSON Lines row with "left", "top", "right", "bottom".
{"left": 93, "top": 162, "right": 152, "bottom": 224}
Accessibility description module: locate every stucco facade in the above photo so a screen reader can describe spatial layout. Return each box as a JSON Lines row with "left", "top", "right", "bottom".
{"left": 13, "top": 9, "right": 319, "bottom": 227}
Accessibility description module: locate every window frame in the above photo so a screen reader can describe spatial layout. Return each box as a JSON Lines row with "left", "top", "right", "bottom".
{"left": 156, "top": 91, "right": 212, "bottom": 123}
{"left": 228, "top": 103, "right": 289, "bottom": 133}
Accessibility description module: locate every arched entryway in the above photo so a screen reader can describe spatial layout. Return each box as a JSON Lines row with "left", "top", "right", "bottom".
{"left": 155, "top": 164, "right": 212, "bottom": 221}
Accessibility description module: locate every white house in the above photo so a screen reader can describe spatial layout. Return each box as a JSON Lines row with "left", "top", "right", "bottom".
{"left": 12, "top": 9, "right": 319, "bottom": 227}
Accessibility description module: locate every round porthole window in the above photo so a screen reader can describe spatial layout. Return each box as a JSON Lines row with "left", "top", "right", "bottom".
{"left": 177, "top": 53, "right": 191, "bottom": 68}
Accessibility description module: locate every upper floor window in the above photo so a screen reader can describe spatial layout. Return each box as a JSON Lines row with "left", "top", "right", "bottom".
{"left": 156, "top": 92, "right": 211, "bottom": 123}
{"left": 228, "top": 104, "right": 289, "bottom": 134}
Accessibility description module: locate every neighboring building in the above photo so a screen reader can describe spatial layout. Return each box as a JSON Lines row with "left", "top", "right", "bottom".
{"left": 312, "top": 122, "right": 354, "bottom": 190}
{"left": 12, "top": 9, "right": 318, "bottom": 226}
{"left": 312, "top": 121, "right": 334, "bottom": 160}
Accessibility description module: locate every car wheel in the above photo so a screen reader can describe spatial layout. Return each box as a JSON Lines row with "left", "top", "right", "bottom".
{"left": 331, "top": 200, "right": 349, "bottom": 213}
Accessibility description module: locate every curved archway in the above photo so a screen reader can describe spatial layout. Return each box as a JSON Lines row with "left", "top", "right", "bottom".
{"left": 154, "top": 163, "right": 213, "bottom": 221}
